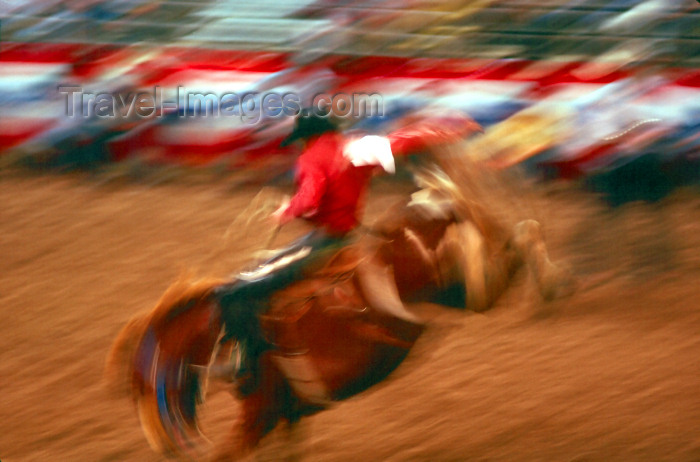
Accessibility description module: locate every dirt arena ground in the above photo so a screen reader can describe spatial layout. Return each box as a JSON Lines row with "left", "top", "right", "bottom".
{"left": 1, "top": 169, "right": 699, "bottom": 462}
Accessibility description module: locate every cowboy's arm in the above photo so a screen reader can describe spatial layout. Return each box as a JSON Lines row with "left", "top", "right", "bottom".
{"left": 387, "top": 114, "right": 482, "bottom": 156}
{"left": 278, "top": 161, "right": 327, "bottom": 224}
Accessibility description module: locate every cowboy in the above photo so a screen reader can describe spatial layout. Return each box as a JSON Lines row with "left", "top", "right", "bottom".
{"left": 272, "top": 110, "right": 393, "bottom": 243}
{"left": 271, "top": 107, "right": 478, "bottom": 239}
{"left": 218, "top": 108, "right": 477, "bottom": 392}
{"left": 217, "top": 110, "right": 404, "bottom": 390}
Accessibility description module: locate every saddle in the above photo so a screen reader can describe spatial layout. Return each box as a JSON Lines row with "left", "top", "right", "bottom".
{"left": 259, "top": 247, "right": 423, "bottom": 405}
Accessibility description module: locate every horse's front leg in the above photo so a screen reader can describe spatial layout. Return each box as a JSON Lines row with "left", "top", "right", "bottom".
{"left": 511, "top": 219, "right": 577, "bottom": 301}
{"left": 437, "top": 221, "right": 521, "bottom": 312}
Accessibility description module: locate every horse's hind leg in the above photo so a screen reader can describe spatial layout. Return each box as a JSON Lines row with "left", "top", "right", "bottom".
{"left": 210, "top": 396, "right": 266, "bottom": 462}
{"left": 511, "top": 219, "right": 577, "bottom": 301}
{"left": 273, "top": 419, "right": 306, "bottom": 462}
{"left": 211, "top": 356, "right": 290, "bottom": 462}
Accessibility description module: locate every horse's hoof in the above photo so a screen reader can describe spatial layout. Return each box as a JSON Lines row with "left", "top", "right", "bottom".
{"left": 540, "top": 262, "right": 578, "bottom": 301}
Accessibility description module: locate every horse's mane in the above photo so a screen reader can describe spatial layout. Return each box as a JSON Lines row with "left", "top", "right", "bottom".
{"left": 104, "top": 273, "right": 225, "bottom": 396}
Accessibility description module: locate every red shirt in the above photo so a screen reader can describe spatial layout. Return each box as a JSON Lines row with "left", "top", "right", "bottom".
{"left": 280, "top": 114, "right": 481, "bottom": 235}
{"left": 281, "top": 132, "right": 376, "bottom": 236}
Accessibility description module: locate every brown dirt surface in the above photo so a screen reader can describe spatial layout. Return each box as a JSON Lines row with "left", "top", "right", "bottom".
{"left": 1, "top": 170, "right": 700, "bottom": 462}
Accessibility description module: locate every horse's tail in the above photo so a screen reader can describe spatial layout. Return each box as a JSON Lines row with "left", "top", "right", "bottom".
{"left": 104, "top": 274, "right": 226, "bottom": 458}
{"left": 104, "top": 312, "right": 151, "bottom": 397}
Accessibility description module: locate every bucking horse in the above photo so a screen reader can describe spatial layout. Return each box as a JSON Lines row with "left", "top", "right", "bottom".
{"left": 105, "top": 112, "right": 576, "bottom": 461}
